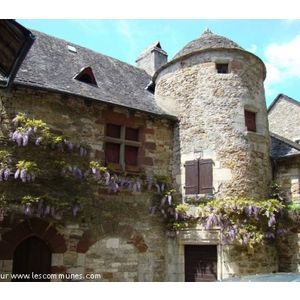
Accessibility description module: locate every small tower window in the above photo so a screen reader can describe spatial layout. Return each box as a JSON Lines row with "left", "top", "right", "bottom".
{"left": 244, "top": 110, "right": 256, "bottom": 132}
{"left": 216, "top": 63, "right": 229, "bottom": 74}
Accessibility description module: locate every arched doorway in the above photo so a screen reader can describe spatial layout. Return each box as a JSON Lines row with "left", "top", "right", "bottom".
{"left": 12, "top": 236, "right": 52, "bottom": 282}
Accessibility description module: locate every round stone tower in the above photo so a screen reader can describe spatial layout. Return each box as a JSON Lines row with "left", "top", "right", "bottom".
{"left": 153, "top": 28, "right": 271, "bottom": 200}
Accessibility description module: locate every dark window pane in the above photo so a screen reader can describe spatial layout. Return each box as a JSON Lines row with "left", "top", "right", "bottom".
{"left": 216, "top": 63, "right": 228, "bottom": 74}
{"left": 106, "top": 124, "right": 121, "bottom": 138}
{"left": 78, "top": 74, "right": 92, "bottom": 84}
{"left": 125, "top": 127, "right": 139, "bottom": 141}
{"left": 125, "top": 145, "right": 138, "bottom": 165}
{"left": 245, "top": 110, "right": 256, "bottom": 132}
{"left": 106, "top": 142, "right": 120, "bottom": 163}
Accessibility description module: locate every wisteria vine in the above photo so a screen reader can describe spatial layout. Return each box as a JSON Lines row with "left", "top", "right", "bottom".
{"left": 0, "top": 113, "right": 290, "bottom": 248}
{"left": 0, "top": 112, "right": 174, "bottom": 222}
{"left": 155, "top": 197, "right": 286, "bottom": 247}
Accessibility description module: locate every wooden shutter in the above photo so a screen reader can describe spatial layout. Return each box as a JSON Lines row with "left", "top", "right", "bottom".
{"left": 106, "top": 142, "right": 120, "bottom": 163}
{"left": 185, "top": 159, "right": 213, "bottom": 194}
{"left": 184, "top": 160, "right": 199, "bottom": 194}
{"left": 199, "top": 159, "right": 213, "bottom": 194}
{"left": 125, "top": 127, "right": 139, "bottom": 141}
{"left": 125, "top": 145, "right": 138, "bottom": 165}
{"left": 106, "top": 124, "right": 121, "bottom": 138}
{"left": 244, "top": 110, "right": 256, "bottom": 132}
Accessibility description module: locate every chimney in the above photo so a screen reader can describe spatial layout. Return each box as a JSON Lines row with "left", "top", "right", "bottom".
{"left": 135, "top": 42, "right": 167, "bottom": 76}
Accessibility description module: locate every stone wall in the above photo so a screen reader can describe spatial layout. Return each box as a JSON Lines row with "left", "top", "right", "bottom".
{"left": 165, "top": 227, "right": 278, "bottom": 281}
{"left": 274, "top": 156, "right": 300, "bottom": 203}
{"left": 268, "top": 97, "right": 300, "bottom": 142}
{"left": 155, "top": 49, "right": 271, "bottom": 200}
{"left": 0, "top": 86, "right": 174, "bottom": 281}
{"left": 277, "top": 230, "right": 300, "bottom": 272}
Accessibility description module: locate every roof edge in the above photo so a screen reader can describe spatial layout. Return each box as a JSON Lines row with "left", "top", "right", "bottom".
{"left": 0, "top": 20, "right": 36, "bottom": 88}
{"left": 268, "top": 93, "right": 300, "bottom": 113}
{"left": 9, "top": 81, "right": 178, "bottom": 121}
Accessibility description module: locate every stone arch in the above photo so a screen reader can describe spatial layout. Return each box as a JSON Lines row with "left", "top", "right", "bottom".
{"left": 0, "top": 217, "right": 67, "bottom": 259}
{"left": 77, "top": 224, "right": 148, "bottom": 254}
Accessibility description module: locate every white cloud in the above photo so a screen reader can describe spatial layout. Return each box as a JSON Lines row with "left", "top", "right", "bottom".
{"left": 263, "top": 34, "right": 300, "bottom": 97}
{"left": 264, "top": 34, "right": 300, "bottom": 80}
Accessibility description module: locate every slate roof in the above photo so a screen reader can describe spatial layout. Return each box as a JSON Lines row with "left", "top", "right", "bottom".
{"left": 4, "top": 29, "right": 174, "bottom": 118}
{"left": 270, "top": 132, "right": 300, "bottom": 159}
{"left": 173, "top": 28, "right": 244, "bottom": 60}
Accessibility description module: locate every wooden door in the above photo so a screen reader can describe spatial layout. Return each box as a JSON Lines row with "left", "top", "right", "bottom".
{"left": 12, "top": 236, "right": 52, "bottom": 282}
{"left": 184, "top": 245, "right": 217, "bottom": 282}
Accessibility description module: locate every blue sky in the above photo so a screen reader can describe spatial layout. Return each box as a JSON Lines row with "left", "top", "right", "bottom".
{"left": 16, "top": 18, "right": 300, "bottom": 108}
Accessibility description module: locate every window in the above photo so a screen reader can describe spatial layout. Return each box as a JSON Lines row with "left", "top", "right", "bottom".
{"left": 105, "top": 124, "right": 140, "bottom": 172}
{"left": 184, "top": 159, "right": 213, "bottom": 195}
{"left": 244, "top": 110, "right": 256, "bottom": 132}
{"left": 74, "top": 66, "right": 98, "bottom": 86}
{"left": 216, "top": 63, "right": 229, "bottom": 74}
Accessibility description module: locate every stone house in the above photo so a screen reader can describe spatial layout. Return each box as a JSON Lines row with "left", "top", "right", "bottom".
{"left": 268, "top": 94, "right": 300, "bottom": 272}
{"left": 0, "top": 20, "right": 299, "bottom": 281}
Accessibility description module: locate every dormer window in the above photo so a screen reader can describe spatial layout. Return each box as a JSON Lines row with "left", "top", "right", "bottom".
{"left": 74, "top": 67, "right": 97, "bottom": 86}
{"left": 216, "top": 63, "right": 229, "bottom": 74}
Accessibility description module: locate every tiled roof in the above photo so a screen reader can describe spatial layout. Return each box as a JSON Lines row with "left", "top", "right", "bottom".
{"left": 270, "top": 132, "right": 300, "bottom": 159}
{"left": 9, "top": 30, "right": 174, "bottom": 118}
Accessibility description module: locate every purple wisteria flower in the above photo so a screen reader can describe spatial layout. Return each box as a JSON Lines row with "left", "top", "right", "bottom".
{"left": 268, "top": 215, "right": 276, "bottom": 227}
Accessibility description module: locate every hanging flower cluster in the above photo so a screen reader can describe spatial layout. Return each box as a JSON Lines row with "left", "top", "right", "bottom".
{"left": 10, "top": 112, "right": 89, "bottom": 156}
{"left": 159, "top": 198, "right": 286, "bottom": 247}
{"left": 20, "top": 195, "right": 84, "bottom": 220}
{"left": 14, "top": 160, "right": 39, "bottom": 182}
{"left": 0, "top": 150, "right": 11, "bottom": 181}
{"left": 11, "top": 113, "right": 49, "bottom": 147}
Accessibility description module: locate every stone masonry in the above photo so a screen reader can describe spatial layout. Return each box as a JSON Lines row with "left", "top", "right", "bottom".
{"left": 155, "top": 48, "right": 271, "bottom": 200}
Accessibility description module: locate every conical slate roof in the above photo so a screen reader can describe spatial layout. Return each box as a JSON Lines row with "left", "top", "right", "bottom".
{"left": 173, "top": 28, "right": 244, "bottom": 60}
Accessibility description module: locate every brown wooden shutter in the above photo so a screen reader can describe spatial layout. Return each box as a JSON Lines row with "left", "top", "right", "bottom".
{"left": 125, "top": 145, "right": 138, "bottom": 165}
{"left": 184, "top": 160, "right": 199, "bottom": 194}
{"left": 199, "top": 159, "right": 213, "bottom": 194}
{"left": 244, "top": 110, "right": 256, "bottom": 132}
{"left": 125, "top": 127, "right": 139, "bottom": 141}
{"left": 106, "top": 124, "right": 121, "bottom": 138}
{"left": 185, "top": 159, "right": 213, "bottom": 194}
{"left": 106, "top": 142, "right": 120, "bottom": 163}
